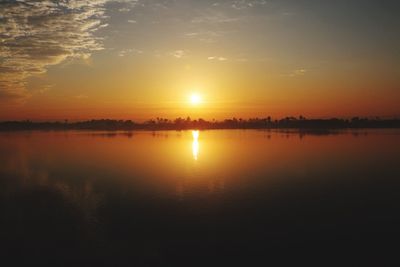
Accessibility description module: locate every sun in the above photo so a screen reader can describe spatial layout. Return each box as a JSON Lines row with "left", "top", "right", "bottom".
{"left": 190, "top": 93, "right": 202, "bottom": 105}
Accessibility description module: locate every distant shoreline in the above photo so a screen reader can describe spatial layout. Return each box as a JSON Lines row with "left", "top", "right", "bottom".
{"left": 1, "top": 117, "right": 400, "bottom": 131}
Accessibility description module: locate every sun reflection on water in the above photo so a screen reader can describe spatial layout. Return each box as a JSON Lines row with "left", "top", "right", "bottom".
{"left": 192, "top": 130, "right": 199, "bottom": 160}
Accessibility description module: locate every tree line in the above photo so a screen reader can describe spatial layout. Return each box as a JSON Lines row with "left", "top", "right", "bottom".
{"left": 1, "top": 116, "right": 400, "bottom": 131}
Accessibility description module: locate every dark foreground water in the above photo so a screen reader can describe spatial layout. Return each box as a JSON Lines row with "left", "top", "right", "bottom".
{"left": 1, "top": 130, "right": 399, "bottom": 266}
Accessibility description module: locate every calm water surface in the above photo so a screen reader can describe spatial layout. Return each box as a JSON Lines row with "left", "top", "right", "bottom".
{"left": 1, "top": 130, "right": 400, "bottom": 266}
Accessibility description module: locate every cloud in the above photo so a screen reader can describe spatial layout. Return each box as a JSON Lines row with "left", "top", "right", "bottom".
{"left": 0, "top": 84, "right": 28, "bottom": 103}
{"left": 118, "top": 7, "right": 131, "bottom": 12}
{"left": 191, "top": 14, "right": 239, "bottom": 24}
{"left": 0, "top": 0, "right": 135, "bottom": 103}
{"left": 118, "top": 48, "right": 143, "bottom": 57}
{"left": 184, "top": 30, "right": 226, "bottom": 43}
{"left": 38, "top": 84, "right": 54, "bottom": 94}
{"left": 231, "top": 0, "right": 267, "bottom": 10}
{"left": 207, "top": 56, "right": 228, "bottom": 61}
{"left": 282, "top": 69, "right": 308, "bottom": 77}
{"left": 292, "top": 69, "right": 307, "bottom": 76}
{"left": 170, "top": 50, "right": 186, "bottom": 59}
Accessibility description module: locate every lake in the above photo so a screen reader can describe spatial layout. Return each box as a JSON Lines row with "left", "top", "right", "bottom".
{"left": 1, "top": 129, "right": 399, "bottom": 266}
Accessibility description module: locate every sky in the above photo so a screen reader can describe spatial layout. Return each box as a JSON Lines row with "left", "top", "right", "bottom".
{"left": 0, "top": 0, "right": 399, "bottom": 121}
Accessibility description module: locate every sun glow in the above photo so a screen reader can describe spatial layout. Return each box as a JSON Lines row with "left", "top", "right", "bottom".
{"left": 190, "top": 93, "right": 202, "bottom": 105}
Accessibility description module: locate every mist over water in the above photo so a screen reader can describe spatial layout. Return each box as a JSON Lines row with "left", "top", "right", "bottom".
{"left": 1, "top": 130, "right": 400, "bottom": 266}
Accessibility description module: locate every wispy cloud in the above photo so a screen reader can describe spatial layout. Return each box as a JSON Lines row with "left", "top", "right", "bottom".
{"left": 118, "top": 7, "right": 131, "bottom": 12}
{"left": 118, "top": 48, "right": 143, "bottom": 57}
{"left": 170, "top": 50, "right": 187, "bottom": 59}
{"left": 0, "top": 0, "right": 135, "bottom": 103}
{"left": 191, "top": 14, "right": 239, "bottom": 24}
{"left": 292, "top": 69, "right": 307, "bottom": 76}
{"left": 208, "top": 56, "right": 228, "bottom": 61}
{"left": 231, "top": 0, "right": 267, "bottom": 10}
{"left": 184, "top": 30, "right": 227, "bottom": 43}
{"left": 281, "top": 69, "right": 308, "bottom": 77}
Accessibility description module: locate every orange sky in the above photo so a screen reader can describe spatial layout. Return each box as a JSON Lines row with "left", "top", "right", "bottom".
{"left": 1, "top": 0, "right": 399, "bottom": 121}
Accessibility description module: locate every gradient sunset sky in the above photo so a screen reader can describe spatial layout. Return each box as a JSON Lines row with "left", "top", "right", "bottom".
{"left": 1, "top": 0, "right": 399, "bottom": 121}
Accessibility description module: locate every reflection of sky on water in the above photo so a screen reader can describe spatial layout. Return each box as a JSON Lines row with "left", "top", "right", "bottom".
{"left": 1, "top": 130, "right": 400, "bottom": 265}
{"left": 1, "top": 129, "right": 399, "bottom": 199}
